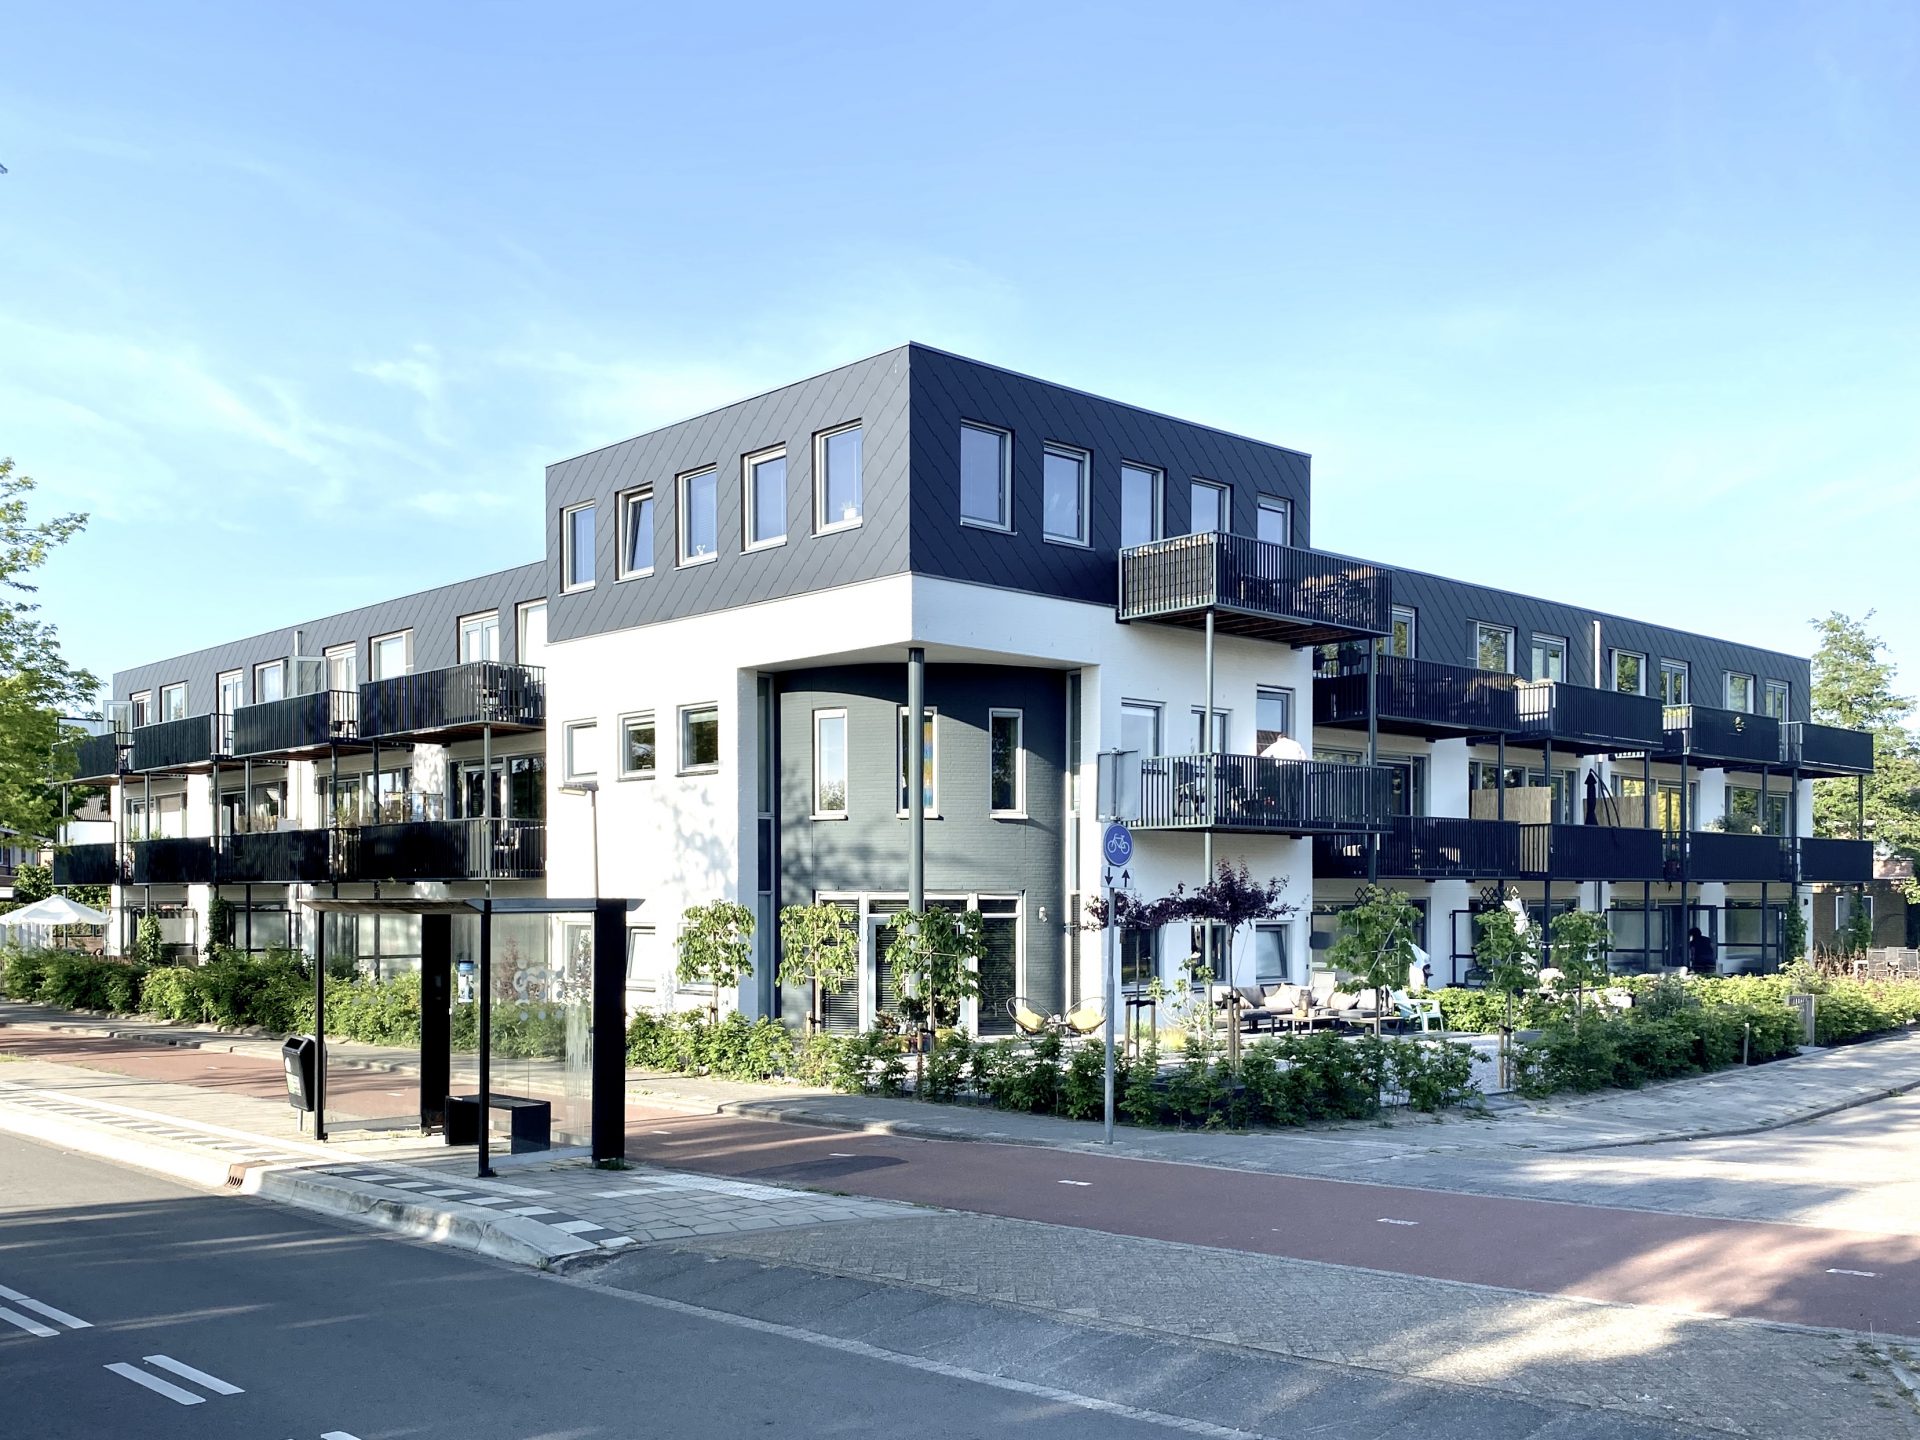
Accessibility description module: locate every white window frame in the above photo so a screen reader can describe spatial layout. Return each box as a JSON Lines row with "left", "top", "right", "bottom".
{"left": 959, "top": 421, "right": 1013, "bottom": 532}
{"left": 516, "top": 601, "right": 547, "bottom": 666}
{"left": 1474, "top": 622, "right": 1515, "bottom": 675}
{"left": 253, "top": 660, "right": 285, "bottom": 705}
{"left": 1041, "top": 442, "right": 1090, "bottom": 547}
{"left": 677, "top": 467, "right": 720, "bottom": 566}
{"left": 562, "top": 719, "right": 598, "bottom": 782}
{"left": 369, "top": 630, "right": 412, "bottom": 681}
{"left": 1120, "top": 700, "right": 1163, "bottom": 758}
{"left": 1660, "top": 659, "right": 1690, "bottom": 706}
{"left": 1725, "top": 672, "right": 1755, "bottom": 713}
{"left": 814, "top": 421, "right": 864, "bottom": 534}
{"left": 1610, "top": 649, "right": 1647, "bottom": 696}
{"left": 988, "top": 708, "right": 1026, "bottom": 817}
{"left": 1119, "top": 462, "right": 1164, "bottom": 550}
{"left": 1383, "top": 606, "right": 1418, "bottom": 659}
{"left": 158, "top": 683, "right": 186, "bottom": 722}
{"left": 742, "top": 445, "right": 788, "bottom": 552}
{"left": 1256, "top": 494, "right": 1291, "bottom": 547}
{"left": 896, "top": 705, "right": 939, "bottom": 816}
{"left": 617, "top": 710, "right": 656, "bottom": 781}
{"left": 561, "top": 501, "right": 596, "bottom": 593}
{"left": 1190, "top": 478, "right": 1229, "bottom": 535}
{"left": 1530, "top": 634, "right": 1566, "bottom": 682}
{"left": 458, "top": 610, "right": 500, "bottom": 664}
{"left": 323, "top": 644, "right": 357, "bottom": 695}
{"left": 1763, "top": 679, "right": 1791, "bottom": 719}
{"left": 1189, "top": 706, "right": 1231, "bottom": 752}
{"left": 679, "top": 703, "right": 721, "bottom": 776}
{"left": 1255, "top": 686, "right": 1293, "bottom": 746}
{"left": 129, "top": 691, "right": 153, "bottom": 728}
{"left": 812, "top": 708, "right": 849, "bottom": 819}
{"left": 216, "top": 670, "right": 244, "bottom": 716}
{"left": 617, "top": 487, "right": 655, "bottom": 580}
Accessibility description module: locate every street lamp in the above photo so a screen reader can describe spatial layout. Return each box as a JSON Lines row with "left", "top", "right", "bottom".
{"left": 558, "top": 780, "right": 601, "bottom": 902}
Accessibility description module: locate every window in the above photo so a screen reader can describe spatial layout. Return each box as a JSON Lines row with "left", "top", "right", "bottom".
{"left": 744, "top": 447, "right": 787, "bottom": 549}
{"left": 1120, "top": 701, "right": 1161, "bottom": 758}
{"left": 1659, "top": 660, "right": 1689, "bottom": 706}
{"left": 1256, "top": 495, "right": 1291, "bottom": 546}
{"left": 1254, "top": 923, "right": 1290, "bottom": 985}
{"left": 369, "top": 631, "right": 411, "bottom": 680}
{"left": 678, "top": 468, "right": 719, "bottom": 564}
{"left": 517, "top": 601, "right": 547, "bottom": 667}
{"left": 1763, "top": 680, "right": 1791, "bottom": 719}
{"left": 1725, "top": 672, "right": 1755, "bottom": 713}
{"left": 216, "top": 670, "right": 244, "bottom": 716}
{"left": 1255, "top": 687, "right": 1292, "bottom": 750}
{"left": 1724, "top": 786, "right": 1790, "bottom": 836}
{"left": 816, "top": 422, "right": 863, "bottom": 531}
{"left": 563, "top": 720, "right": 598, "bottom": 782}
{"left": 811, "top": 709, "right": 848, "bottom": 816}
{"left": 158, "top": 683, "right": 186, "bottom": 722}
{"left": 625, "top": 926, "right": 661, "bottom": 993}
{"left": 1611, "top": 650, "right": 1647, "bottom": 696}
{"left": 680, "top": 704, "right": 720, "bottom": 773}
{"left": 1323, "top": 748, "right": 1426, "bottom": 815}
{"left": 989, "top": 709, "right": 1024, "bottom": 815}
{"left": 1531, "top": 635, "right": 1566, "bottom": 682}
{"left": 960, "top": 422, "right": 1011, "bottom": 530}
{"left": 1837, "top": 891, "right": 1873, "bottom": 931}
{"left": 1382, "top": 606, "right": 1417, "bottom": 659}
{"left": 897, "top": 706, "right": 937, "bottom": 814}
{"left": 1121, "top": 926, "right": 1158, "bottom": 987}
{"left": 323, "top": 644, "right": 357, "bottom": 694}
{"left": 1042, "top": 444, "right": 1089, "bottom": 546}
{"left": 1474, "top": 622, "right": 1515, "bottom": 674}
{"left": 618, "top": 711, "right": 656, "bottom": 780}
{"left": 1189, "top": 479, "right": 1227, "bottom": 535}
{"left": 254, "top": 660, "right": 284, "bottom": 704}
{"left": 1190, "top": 707, "right": 1229, "bottom": 752}
{"left": 1119, "top": 463, "right": 1163, "bottom": 549}
{"left": 1469, "top": 761, "right": 1576, "bottom": 824}
{"left": 129, "top": 691, "right": 152, "bottom": 728}
{"left": 618, "top": 488, "right": 655, "bottom": 578}
{"left": 459, "top": 611, "right": 500, "bottom": 664}
{"left": 562, "top": 502, "right": 595, "bottom": 591}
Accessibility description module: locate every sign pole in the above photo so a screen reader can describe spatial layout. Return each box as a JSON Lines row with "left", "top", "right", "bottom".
{"left": 1100, "top": 822, "right": 1134, "bottom": 1146}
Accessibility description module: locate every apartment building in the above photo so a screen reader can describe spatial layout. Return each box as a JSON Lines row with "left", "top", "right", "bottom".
{"left": 61, "top": 344, "right": 1877, "bottom": 1027}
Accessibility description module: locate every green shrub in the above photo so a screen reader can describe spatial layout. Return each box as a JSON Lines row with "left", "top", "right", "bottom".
{"left": 1, "top": 947, "right": 51, "bottom": 1000}
{"left": 138, "top": 964, "right": 206, "bottom": 1024}
{"left": 1433, "top": 986, "right": 1564, "bottom": 1033}
{"left": 1059, "top": 1039, "right": 1114, "bottom": 1120}
{"left": 986, "top": 1033, "right": 1064, "bottom": 1113}
{"left": 792, "top": 1031, "right": 860, "bottom": 1091}
{"left": 921, "top": 1029, "right": 972, "bottom": 1103}
{"left": 1385, "top": 1038, "right": 1477, "bottom": 1112}
{"left": 26, "top": 953, "right": 149, "bottom": 1012}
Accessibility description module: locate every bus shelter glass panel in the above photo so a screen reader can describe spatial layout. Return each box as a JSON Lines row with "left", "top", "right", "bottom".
{"left": 453, "top": 909, "right": 595, "bottom": 1142}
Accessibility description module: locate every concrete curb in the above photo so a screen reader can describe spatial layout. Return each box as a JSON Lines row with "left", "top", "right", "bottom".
{"left": 0, "top": 1100, "right": 241, "bottom": 1190}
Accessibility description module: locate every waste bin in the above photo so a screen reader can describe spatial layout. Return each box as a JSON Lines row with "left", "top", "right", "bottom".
{"left": 282, "top": 1035, "right": 317, "bottom": 1112}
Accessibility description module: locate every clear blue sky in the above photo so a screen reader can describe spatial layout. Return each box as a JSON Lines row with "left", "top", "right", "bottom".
{"left": 5, "top": 2, "right": 1916, "bottom": 697}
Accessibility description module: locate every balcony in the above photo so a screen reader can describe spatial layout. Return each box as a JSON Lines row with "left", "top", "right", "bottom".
{"left": 1117, "top": 753, "right": 1393, "bottom": 836}
{"left": 72, "top": 732, "right": 126, "bottom": 783}
{"left": 1517, "top": 824, "right": 1665, "bottom": 881}
{"left": 1674, "top": 831, "right": 1793, "bottom": 884}
{"left": 130, "top": 837, "right": 217, "bottom": 885}
{"left": 53, "top": 843, "right": 125, "bottom": 886}
{"left": 1117, "top": 533, "right": 1391, "bottom": 646}
{"left": 1315, "top": 654, "right": 1519, "bottom": 738}
{"left": 1314, "top": 816, "right": 1522, "bottom": 880}
{"left": 1781, "top": 721, "right": 1874, "bottom": 778}
{"left": 129, "top": 714, "right": 230, "bottom": 772}
{"left": 1797, "top": 836, "right": 1873, "bottom": 884}
{"left": 337, "top": 817, "right": 546, "bottom": 882}
{"left": 219, "top": 829, "right": 335, "bottom": 884}
{"left": 231, "top": 690, "right": 358, "bottom": 758}
{"left": 1657, "top": 705, "right": 1781, "bottom": 771}
{"left": 1514, "top": 682, "right": 1665, "bottom": 754}
{"left": 358, "top": 662, "right": 545, "bottom": 743}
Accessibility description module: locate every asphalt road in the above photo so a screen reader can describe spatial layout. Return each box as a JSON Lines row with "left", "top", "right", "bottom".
{"left": 0, "top": 1132, "right": 1252, "bottom": 1440}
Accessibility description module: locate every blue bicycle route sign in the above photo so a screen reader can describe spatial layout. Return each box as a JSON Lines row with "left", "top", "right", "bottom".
{"left": 1102, "top": 821, "right": 1134, "bottom": 869}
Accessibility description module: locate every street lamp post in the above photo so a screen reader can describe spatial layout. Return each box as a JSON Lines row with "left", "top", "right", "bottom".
{"left": 559, "top": 780, "right": 601, "bottom": 902}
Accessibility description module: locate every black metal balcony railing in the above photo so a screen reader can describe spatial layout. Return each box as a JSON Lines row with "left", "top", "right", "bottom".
{"left": 1314, "top": 654, "right": 1519, "bottom": 736}
{"left": 218, "top": 829, "right": 335, "bottom": 884}
{"left": 1314, "top": 815, "right": 1522, "bottom": 880}
{"left": 338, "top": 817, "right": 546, "bottom": 882}
{"left": 1674, "top": 831, "right": 1793, "bottom": 883}
{"left": 130, "top": 837, "right": 217, "bottom": 885}
{"left": 1781, "top": 721, "right": 1874, "bottom": 777}
{"left": 357, "top": 662, "right": 545, "bottom": 741}
{"left": 1124, "top": 754, "right": 1394, "bottom": 835}
{"left": 53, "top": 843, "right": 125, "bottom": 887}
{"left": 72, "top": 732, "right": 126, "bottom": 782}
{"left": 1118, "top": 533, "right": 1391, "bottom": 644}
{"left": 1517, "top": 824, "right": 1665, "bottom": 881}
{"left": 1796, "top": 836, "right": 1874, "bottom": 884}
{"left": 1514, "top": 682, "right": 1666, "bottom": 752}
{"left": 1660, "top": 705, "right": 1781, "bottom": 769}
{"left": 230, "top": 690, "right": 358, "bottom": 757}
{"left": 129, "top": 713, "right": 231, "bottom": 772}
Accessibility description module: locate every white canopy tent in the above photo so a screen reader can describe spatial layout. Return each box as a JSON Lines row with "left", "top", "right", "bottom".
{"left": 0, "top": 894, "right": 109, "bottom": 950}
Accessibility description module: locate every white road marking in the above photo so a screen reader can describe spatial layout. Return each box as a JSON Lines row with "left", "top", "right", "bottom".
{"left": 828, "top": 1153, "right": 857, "bottom": 1158}
{"left": 0, "top": 1306, "right": 59, "bottom": 1337}
{"left": 142, "top": 1353, "right": 244, "bottom": 1395}
{"left": 1376, "top": 1218, "right": 1420, "bottom": 1227}
{"left": 1827, "top": 1268, "right": 1879, "bottom": 1278}
{"left": 322, "top": 1432, "right": 365, "bottom": 1439}
{"left": 105, "top": 1362, "right": 207, "bottom": 1405}
{"left": 0, "top": 1285, "right": 89, "bottom": 1330}
{"left": 1057, "top": 1179, "right": 1092, "bottom": 1187}
{"left": 652, "top": 1128, "right": 675, "bottom": 1134}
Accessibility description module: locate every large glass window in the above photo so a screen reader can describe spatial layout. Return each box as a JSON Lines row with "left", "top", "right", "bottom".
{"left": 1256, "top": 495, "right": 1290, "bottom": 546}
{"left": 618, "top": 488, "right": 655, "bottom": 578}
{"left": 1190, "top": 479, "right": 1227, "bottom": 535}
{"left": 1042, "top": 444, "right": 1089, "bottom": 546}
{"left": 562, "top": 502, "right": 595, "bottom": 590}
{"left": 517, "top": 602, "right": 547, "bottom": 667}
{"left": 1612, "top": 650, "right": 1647, "bottom": 695}
{"left": 745, "top": 448, "right": 787, "bottom": 549}
{"left": 896, "top": 707, "right": 937, "bottom": 814}
{"left": 1470, "top": 761, "right": 1573, "bottom": 823}
{"left": 960, "top": 422, "right": 1012, "bottom": 530}
{"left": 1120, "top": 701, "right": 1161, "bottom": 758}
{"left": 563, "top": 720, "right": 598, "bottom": 782}
{"left": 817, "top": 422, "right": 863, "bottom": 531}
{"left": 989, "top": 709, "right": 1024, "bottom": 814}
{"left": 1190, "top": 707, "right": 1229, "bottom": 752}
{"left": 323, "top": 644, "right": 356, "bottom": 694}
{"left": 1254, "top": 923, "right": 1290, "bottom": 985}
{"left": 1256, "top": 688, "right": 1292, "bottom": 749}
{"left": 679, "top": 468, "right": 718, "bottom": 564}
{"left": 216, "top": 670, "right": 244, "bottom": 716}
{"left": 159, "top": 683, "right": 186, "bottom": 721}
{"left": 1121, "top": 926, "right": 1158, "bottom": 987}
{"left": 1474, "top": 622, "right": 1514, "bottom": 674}
{"left": 680, "top": 704, "right": 720, "bottom": 773}
{"left": 1763, "top": 679, "right": 1791, "bottom": 719}
{"left": 369, "top": 632, "right": 410, "bottom": 681}
{"left": 1724, "top": 786, "right": 1790, "bottom": 836}
{"left": 254, "top": 660, "right": 285, "bottom": 704}
{"left": 459, "top": 611, "right": 500, "bottom": 664}
{"left": 1725, "top": 672, "right": 1755, "bottom": 713}
{"left": 813, "top": 709, "right": 848, "bottom": 816}
{"left": 1531, "top": 635, "right": 1565, "bottom": 682}
{"left": 1382, "top": 606, "right": 1417, "bottom": 659}
{"left": 619, "top": 712, "right": 656, "bottom": 779}
{"left": 1660, "top": 660, "right": 1689, "bottom": 706}
{"left": 1120, "top": 463, "right": 1162, "bottom": 549}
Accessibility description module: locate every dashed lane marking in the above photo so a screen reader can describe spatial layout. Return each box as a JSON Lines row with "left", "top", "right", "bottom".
{"left": 1057, "top": 1180, "right": 1093, "bottom": 1187}
{"left": 0, "top": 1306, "right": 59, "bottom": 1338}
{"left": 1376, "top": 1218, "right": 1420, "bottom": 1227}
{"left": 1828, "top": 1268, "right": 1879, "bottom": 1278}
{"left": 0, "top": 1283, "right": 89, "bottom": 1331}
{"left": 105, "top": 1355, "right": 244, "bottom": 1406}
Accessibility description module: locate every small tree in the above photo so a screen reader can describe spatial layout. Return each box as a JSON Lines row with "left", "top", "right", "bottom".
{"left": 1475, "top": 897, "right": 1538, "bottom": 1089}
{"left": 886, "top": 907, "right": 984, "bottom": 1090}
{"left": 1548, "top": 910, "right": 1612, "bottom": 1016}
{"left": 675, "top": 900, "right": 756, "bottom": 1027}
{"left": 1174, "top": 861, "right": 1293, "bottom": 1062}
{"left": 1328, "top": 884, "right": 1421, "bottom": 1037}
{"left": 780, "top": 902, "right": 859, "bottom": 1034}
{"left": 1841, "top": 892, "right": 1875, "bottom": 957}
{"left": 1780, "top": 896, "right": 1809, "bottom": 967}
{"left": 132, "top": 913, "right": 166, "bottom": 966}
